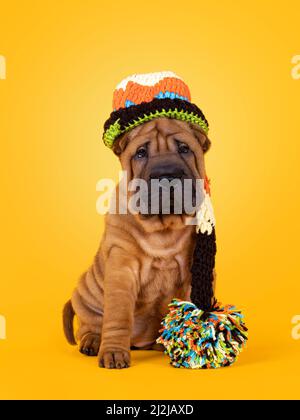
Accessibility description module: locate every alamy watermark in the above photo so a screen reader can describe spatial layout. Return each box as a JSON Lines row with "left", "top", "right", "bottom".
{"left": 291, "top": 315, "right": 300, "bottom": 340}
{"left": 0, "top": 55, "right": 6, "bottom": 80}
{"left": 0, "top": 315, "right": 6, "bottom": 340}
{"left": 291, "top": 55, "right": 300, "bottom": 80}
{"left": 96, "top": 171, "right": 205, "bottom": 224}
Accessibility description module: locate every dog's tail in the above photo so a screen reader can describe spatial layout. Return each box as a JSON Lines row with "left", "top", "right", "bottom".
{"left": 63, "top": 300, "right": 77, "bottom": 345}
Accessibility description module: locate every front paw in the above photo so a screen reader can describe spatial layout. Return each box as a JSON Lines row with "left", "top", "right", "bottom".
{"left": 99, "top": 348, "right": 131, "bottom": 369}
{"left": 79, "top": 333, "right": 100, "bottom": 357}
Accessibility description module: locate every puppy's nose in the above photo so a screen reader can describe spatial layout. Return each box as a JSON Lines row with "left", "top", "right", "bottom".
{"left": 158, "top": 174, "right": 180, "bottom": 182}
{"left": 150, "top": 166, "right": 185, "bottom": 181}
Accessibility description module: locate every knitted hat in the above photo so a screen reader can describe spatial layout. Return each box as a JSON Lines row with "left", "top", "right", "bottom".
{"left": 103, "top": 71, "right": 209, "bottom": 148}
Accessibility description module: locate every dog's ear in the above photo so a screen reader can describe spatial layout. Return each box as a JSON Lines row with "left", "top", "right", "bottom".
{"left": 112, "top": 133, "right": 129, "bottom": 156}
{"left": 189, "top": 123, "right": 211, "bottom": 153}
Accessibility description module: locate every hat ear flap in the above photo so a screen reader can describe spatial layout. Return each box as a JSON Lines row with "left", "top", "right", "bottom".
{"left": 190, "top": 227, "right": 217, "bottom": 311}
{"left": 190, "top": 177, "right": 216, "bottom": 311}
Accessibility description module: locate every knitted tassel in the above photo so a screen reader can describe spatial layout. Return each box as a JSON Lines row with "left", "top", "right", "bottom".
{"left": 156, "top": 298, "right": 248, "bottom": 369}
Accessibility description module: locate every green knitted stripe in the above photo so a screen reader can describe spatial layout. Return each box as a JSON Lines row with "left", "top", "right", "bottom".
{"left": 103, "top": 108, "right": 209, "bottom": 148}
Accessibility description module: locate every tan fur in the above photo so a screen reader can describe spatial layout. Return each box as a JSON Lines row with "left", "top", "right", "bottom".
{"left": 64, "top": 118, "right": 211, "bottom": 369}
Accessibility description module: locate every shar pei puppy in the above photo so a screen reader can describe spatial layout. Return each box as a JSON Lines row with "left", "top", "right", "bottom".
{"left": 63, "top": 72, "right": 213, "bottom": 369}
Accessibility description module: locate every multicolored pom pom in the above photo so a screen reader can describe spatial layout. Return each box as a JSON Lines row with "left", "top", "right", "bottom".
{"left": 157, "top": 299, "right": 248, "bottom": 369}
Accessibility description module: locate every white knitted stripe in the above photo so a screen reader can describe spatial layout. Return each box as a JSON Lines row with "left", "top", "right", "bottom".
{"left": 196, "top": 192, "right": 216, "bottom": 235}
{"left": 115, "top": 71, "right": 182, "bottom": 91}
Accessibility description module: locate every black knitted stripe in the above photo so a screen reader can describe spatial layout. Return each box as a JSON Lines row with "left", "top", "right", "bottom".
{"left": 190, "top": 227, "right": 217, "bottom": 311}
{"left": 103, "top": 98, "right": 209, "bottom": 132}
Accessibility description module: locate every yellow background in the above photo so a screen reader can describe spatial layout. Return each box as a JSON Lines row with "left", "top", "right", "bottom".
{"left": 0, "top": 0, "right": 300, "bottom": 400}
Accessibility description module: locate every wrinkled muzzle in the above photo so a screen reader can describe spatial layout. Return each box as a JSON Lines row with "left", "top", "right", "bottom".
{"left": 133, "top": 158, "right": 204, "bottom": 216}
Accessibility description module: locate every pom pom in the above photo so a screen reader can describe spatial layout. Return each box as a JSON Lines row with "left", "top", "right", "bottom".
{"left": 157, "top": 299, "right": 248, "bottom": 369}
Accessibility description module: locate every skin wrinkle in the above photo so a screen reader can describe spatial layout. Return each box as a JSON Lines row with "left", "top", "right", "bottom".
{"left": 77, "top": 274, "right": 99, "bottom": 308}
{"left": 92, "top": 257, "right": 104, "bottom": 293}
{"left": 65, "top": 118, "right": 211, "bottom": 368}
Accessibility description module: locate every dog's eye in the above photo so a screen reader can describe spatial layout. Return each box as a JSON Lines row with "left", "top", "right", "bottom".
{"left": 177, "top": 142, "right": 190, "bottom": 154}
{"left": 134, "top": 146, "right": 148, "bottom": 159}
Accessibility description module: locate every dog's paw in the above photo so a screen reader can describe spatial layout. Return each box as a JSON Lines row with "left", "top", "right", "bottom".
{"left": 79, "top": 333, "right": 100, "bottom": 357}
{"left": 98, "top": 349, "right": 131, "bottom": 369}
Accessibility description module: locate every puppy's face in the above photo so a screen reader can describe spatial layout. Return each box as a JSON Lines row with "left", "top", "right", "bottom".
{"left": 113, "top": 118, "right": 210, "bottom": 219}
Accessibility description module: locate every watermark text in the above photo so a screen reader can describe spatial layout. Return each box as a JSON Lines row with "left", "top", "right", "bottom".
{"left": 291, "top": 55, "right": 300, "bottom": 80}
{"left": 96, "top": 171, "right": 205, "bottom": 224}
{"left": 291, "top": 315, "right": 300, "bottom": 340}
{"left": 0, "top": 315, "right": 6, "bottom": 340}
{"left": 0, "top": 55, "right": 6, "bottom": 80}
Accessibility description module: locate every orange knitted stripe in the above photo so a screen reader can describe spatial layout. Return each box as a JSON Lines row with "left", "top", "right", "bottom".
{"left": 112, "top": 77, "right": 191, "bottom": 110}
